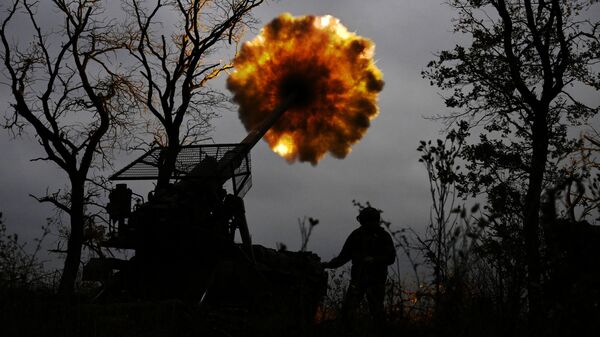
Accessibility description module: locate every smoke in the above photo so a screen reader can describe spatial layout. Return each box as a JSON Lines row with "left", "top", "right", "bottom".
{"left": 227, "top": 13, "right": 384, "bottom": 164}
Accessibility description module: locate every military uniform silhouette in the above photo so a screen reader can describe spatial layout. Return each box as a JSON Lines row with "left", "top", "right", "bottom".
{"left": 323, "top": 206, "right": 396, "bottom": 328}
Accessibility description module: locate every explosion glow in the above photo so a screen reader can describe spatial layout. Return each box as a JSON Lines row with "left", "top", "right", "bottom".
{"left": 227, "top": 13, "right": 384, "bottom": 164}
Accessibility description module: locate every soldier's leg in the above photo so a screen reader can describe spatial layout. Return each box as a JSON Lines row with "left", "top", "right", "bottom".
{"left": 342, "top": 280, "right": 366, "bottom": 328}
{"left": 366, "top": 280, "right": 386, "bottom": 328}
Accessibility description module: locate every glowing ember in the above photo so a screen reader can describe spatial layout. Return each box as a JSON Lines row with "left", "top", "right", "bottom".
{"left": 227, "top": 13, "right": 384, "bottom": 164}
{"left": 273, "top": 134, "right": 295, "bottom": 157}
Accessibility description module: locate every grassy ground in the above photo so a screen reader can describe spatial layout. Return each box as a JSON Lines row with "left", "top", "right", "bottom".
{"left": 0, "top": 287, "right": 437, "bottom": 337}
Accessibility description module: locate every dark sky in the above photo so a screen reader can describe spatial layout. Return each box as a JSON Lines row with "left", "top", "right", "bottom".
{"left": 5, "top": 0, "right": 594, "bottom": 272}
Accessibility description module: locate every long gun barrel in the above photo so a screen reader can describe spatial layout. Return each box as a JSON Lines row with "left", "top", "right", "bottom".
{"left": 107, "top": 94, "right": 296, "bottom": 196}
{"left": 239, "top": 94, "right": 296, "bottom": 149}
{"left": 211, "top": 95, "right": 296, "bottom": 182}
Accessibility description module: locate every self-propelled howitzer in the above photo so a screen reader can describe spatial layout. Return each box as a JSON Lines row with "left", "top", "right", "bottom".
{"left": 84, "top": 98, "right": 326, "bottom": 334}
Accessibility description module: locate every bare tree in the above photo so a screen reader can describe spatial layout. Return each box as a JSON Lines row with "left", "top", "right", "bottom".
{"left": 417, "top": 124, "right": 468, "bottom": 305}
{"left": 125, "top": 0, "right": 264, "bottom": 188}
{"left": 0, "top": 0, "right": 134, "bottom": 294}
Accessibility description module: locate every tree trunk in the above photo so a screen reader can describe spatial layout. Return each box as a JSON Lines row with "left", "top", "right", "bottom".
{"left": 156, "top": 134, "right": 180, "bottom": 189}
{"left": 523, "top": 109, "right": 548, "bottom": 332}
{"left": 57, "top": 180, "right": 85, "bottom": 295}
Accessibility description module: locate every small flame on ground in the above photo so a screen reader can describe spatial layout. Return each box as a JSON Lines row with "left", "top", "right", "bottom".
{"left": 228, "top": 13, "right": 384, "bottom": 164}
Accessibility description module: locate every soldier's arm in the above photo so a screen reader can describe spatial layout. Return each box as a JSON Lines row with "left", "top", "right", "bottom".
{"left": 381, "top": 231, "right": 396, "bottom": 265}
{"left": 323, "top": 231, "right": 356, "bottom": 269}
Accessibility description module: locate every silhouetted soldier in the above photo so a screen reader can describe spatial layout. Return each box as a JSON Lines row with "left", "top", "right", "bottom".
{"left": 322, "top": 206, "right": 395, "bottom": 330}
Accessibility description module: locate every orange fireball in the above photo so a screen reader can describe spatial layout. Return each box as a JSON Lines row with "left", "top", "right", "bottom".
{"left": 227, "top": 13, "right": 384, "bottom": 164}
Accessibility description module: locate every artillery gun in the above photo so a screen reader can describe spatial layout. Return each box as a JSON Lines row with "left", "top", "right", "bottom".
{"left": 84, "top": 100, "right": 327, "bottom": 333}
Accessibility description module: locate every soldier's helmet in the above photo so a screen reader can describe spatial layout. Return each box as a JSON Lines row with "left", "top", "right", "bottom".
{"left": 357, "top": 206, "right": 380, "bottom": 226}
